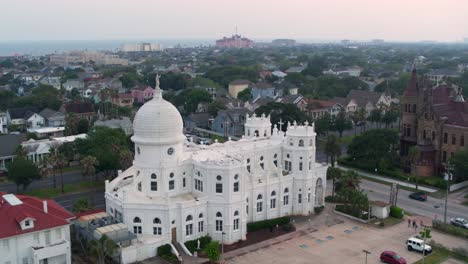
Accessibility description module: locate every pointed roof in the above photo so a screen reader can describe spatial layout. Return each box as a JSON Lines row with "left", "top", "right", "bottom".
{"left": 404, "top": 68, "right": 419, "bottom": 96}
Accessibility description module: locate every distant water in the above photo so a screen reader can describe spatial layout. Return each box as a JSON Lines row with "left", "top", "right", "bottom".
{"left": 0, "top": 39, "right": 215, "bottom": 56}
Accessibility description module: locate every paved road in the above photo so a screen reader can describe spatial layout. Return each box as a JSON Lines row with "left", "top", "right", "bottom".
{"left": 54, "top": 189, "right": 105, "bottom": 211}
{"left": 327, "top": 179, "right": 468, "bottom": 221}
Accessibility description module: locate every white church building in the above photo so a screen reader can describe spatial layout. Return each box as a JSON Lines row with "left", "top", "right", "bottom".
{"left": 104, "top": 78, "right": 327, "bottom": 263}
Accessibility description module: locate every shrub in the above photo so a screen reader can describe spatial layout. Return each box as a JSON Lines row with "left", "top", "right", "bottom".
{"left": 325, "top": 195, "right": 345, "bottom": 203}
{"left": 281, "top": 223, "right": 296, "bottom": 232}
{"left": 184, "top": 236, "right": 212, "bottom": 253}
{"left": 390, "top": 206, "right": 404, "bottom": 219}
{"left": 205, "top": 241, "right": 220, "bottom": 262}
{"left": 157, "top": 244, "right": 178, "bottom": 262}
{"left": 335, "top": 204, "right": 368, "bottom": 220}
{"left": 432, "top": 220, "right": 468, "bottom": 239}
{"left": 247, "top": 216, "right": 290, "bottom": 232}
{"left": 379, "top": 222, "right": 385, "bottom": 228}
{"left": 314, "top": 205, "right": 325, "bottom": 214}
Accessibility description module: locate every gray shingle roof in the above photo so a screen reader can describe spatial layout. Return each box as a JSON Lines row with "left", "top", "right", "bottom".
{"left": 0, "top": 134, "right": 27, "bottom": 157}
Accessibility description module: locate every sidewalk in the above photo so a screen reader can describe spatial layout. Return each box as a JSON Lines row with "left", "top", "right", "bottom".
{"left": 337, "top": 165, "right": 438, "bottom": 193}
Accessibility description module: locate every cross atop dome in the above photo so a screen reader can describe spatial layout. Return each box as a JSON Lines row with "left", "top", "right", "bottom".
{"left": 153, "top": 74, "right": 162, "bottom": 99}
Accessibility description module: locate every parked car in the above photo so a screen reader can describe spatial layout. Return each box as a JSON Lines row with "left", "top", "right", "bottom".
{"left": 450, "top": 218, "right": 468, "bottom": 229}
{"left": 406, "top": 237, "right": 432, "bottom": 254}
{"left": 380, "top": 251, "right": 407, "bottom": 264}
{"left": 409, "top": 192, "right": 427, "bottom": 201}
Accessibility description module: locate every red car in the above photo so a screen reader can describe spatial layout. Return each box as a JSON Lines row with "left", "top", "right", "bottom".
{"left": 380, "top": 251, "right": 406, "bottom": 264}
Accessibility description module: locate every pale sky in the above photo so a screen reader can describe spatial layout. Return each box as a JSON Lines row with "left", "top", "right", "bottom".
{"left": 1, "top": 0, "right": 467, "bottom": 42}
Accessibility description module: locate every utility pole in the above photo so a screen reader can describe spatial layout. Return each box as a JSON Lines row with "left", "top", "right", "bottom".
{"left": 362, "top": 250, "right": 371, "bottom": 264}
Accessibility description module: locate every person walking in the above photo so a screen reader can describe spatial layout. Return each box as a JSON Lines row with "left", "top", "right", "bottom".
{"left": 412, "top": 220, "right": 416, "bottom": 228}
{"left": 408, "top": 218, "right": 411, "bottom": 227}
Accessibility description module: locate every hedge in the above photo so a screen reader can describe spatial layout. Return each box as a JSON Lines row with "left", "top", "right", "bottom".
{"left": 338, "top": 157, "right": 447, "bottom": 189}
{"left": 325, "top": 195, "right": 346, "bottom": 203}
{"left": 390, "top": 206, "right": 404, "bottom": 219}
{"left": 184, "top": 236, "right": 212, "bottom": 253}
{"left": 247, "top": 216, "right": 290, "bottom": 232}
{"left": 314, "top": 205, "right": 325, "bottom": 214}
{"left": 335, "top": 204, "right": 368, "bottom": 220}
{"left": 432, "top": 220, "right": 468, "bottom": 239}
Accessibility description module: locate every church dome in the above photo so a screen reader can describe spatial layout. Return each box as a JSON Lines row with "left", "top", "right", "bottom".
{"left": 131, "top": 78, "right": 184, "bottom": 145}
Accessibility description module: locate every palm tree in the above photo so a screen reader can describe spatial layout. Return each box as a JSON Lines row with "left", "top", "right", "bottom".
{"left": 38, "top": 158, "right": 50, "bottom": 188}
{"left": 338, "top": 170, "right": 361, "bottom": 191}
{"left": 119, "top": 149, "right": 133, "bottom": 171}
{"left": 324, "top": 134, "right": 341, "bottom": 167}
{"left": 15, "top": 145, "right": 28, "bottom": 158}
{"left": 327, "top": 167, "right": 342, "bottom": 198}
{"left": 355, "top": 108, "right": 367, "bottom": 133}
{"left": 88, "top": 235, "right": 117, "bottom": 264}
{"left": 48, "top": 146, "right": 58, "bottom": 188}
{"left": 81, "top": 156, "right": 98, "bottom": 182}
{"left": 55, "top": 153, "right": 66, "bottom": 193}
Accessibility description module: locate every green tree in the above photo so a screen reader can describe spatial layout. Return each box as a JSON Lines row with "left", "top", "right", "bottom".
{"left": 368, "top": 109, "right": 382, "bottom": 128}
{"left": 119, "top": 149, "right": 133, "bottom": 171}
{"left": 336, "top": 170, "right": 361, "bottom": 192}
{"left": 80, "top": 156, "right": 99, "bottom": 182}
{"left": 207, "top": 100, "right": 227, "bottom": 116}
{"left": 354, "top": 108, "right": 367, "bottom": 132}
{"left": 381, "top": 109, "right": 399, "bottom": 128}
{"left": 77, "top": 118, "right": 89, "bottom": 134}
{"left": 73, "top": 198, "right": 90, "bottom": 213}
{"left": 450, "top": 150, "right": 468, "bottom": 182}
{"left": 347, "top": 129, "right": 399, "bottom": 169}
{"left": 7, "top": 157, "right": 40, "bottom": 193}
{"left": 314, "top": 113, "right": 332, "bottom": 136}
{"left": 205, "top": 241, "right": 220, "bottom": 263}
{"left": 65, "top": 113, "right": 79, "bottom": 136}
{"left": 0, "top": 90, "right": 16, "bottom": 111}
{"left": 56, "top": 153, "right": 66, "bottom": 193}
{"left": 255, "top": 102, "right": 310, "bottom": 131}
{"left": 88, "top": 235, "right": 117, "bottom": 264}
{"left": 324, "top": 134, "right": 341, "bottom": 167}
{"left": 237, "top": 88, "right": 252, "bottom": 102}
{"left": 331, "top": 110, "right": 352, "bottom": 137}
{"left": 170, "top": 89, "right": 212, "bottom": 114}
{"left": 15, "top": 145, "right": 28, "bottom": 158}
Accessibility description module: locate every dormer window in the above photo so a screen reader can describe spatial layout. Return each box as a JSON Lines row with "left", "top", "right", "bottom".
{"left": 25, "top": 220, "right": 30, "bottom": 227}
{"left": 21, "top": 218, "right": 34, "bottom": 230}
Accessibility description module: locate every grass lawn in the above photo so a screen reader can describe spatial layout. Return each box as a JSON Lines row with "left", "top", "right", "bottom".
{"left": 412, "top": 248, "right": 468, "bottom": 264}
{"left": 369, "top": 216, "right": 403, "bottom": 228}
{"left": 339, "top": 134, "right": 355, "bottom": 144}
{"left": 26, "top": 181, "right": 104, "bottom": 199}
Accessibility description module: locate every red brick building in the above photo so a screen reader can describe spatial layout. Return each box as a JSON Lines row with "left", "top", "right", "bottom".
{"left": 216, "top": 34, "right": 254, "bottom": 48}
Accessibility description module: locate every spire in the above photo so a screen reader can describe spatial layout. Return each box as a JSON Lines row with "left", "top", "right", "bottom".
{"left": 153, "top": 74, "right": 162, "bottom": 99}
{"left": 404, "top": 67, "right": 419, "bottom": 97}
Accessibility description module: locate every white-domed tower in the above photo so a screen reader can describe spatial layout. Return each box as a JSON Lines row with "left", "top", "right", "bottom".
{"left": 244, "top": 113, "right": 272, "bottom": 138}
{"left": 131, "top": 75, "right": 185, "bottom": 198}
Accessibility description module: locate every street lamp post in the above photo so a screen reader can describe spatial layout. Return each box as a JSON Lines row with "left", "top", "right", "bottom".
{"left": 221, "top": 231, "right": 226, "bottom": 263}
{"left": 362, "top": 250, "right": 371, "bottom": 264}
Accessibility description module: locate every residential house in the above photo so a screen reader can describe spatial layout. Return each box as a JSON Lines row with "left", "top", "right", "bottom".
{"left": 112, "top": 93, "right": 134, "bottom": 107}
{"left": 39, "top": 108, "right": 66, "bottom": 127}
{"left": 27, "top": 127, "right": 65, "bottom": 139}
{"left": 94, "top": 117, "right": 133, "bottom": 136}
{"left": 272, "top": 70, "right": 287, "bottom": 79}
{"left": 275, "top": 94, "right": 308, "bottom": 111}
{"left": 0, "top": 193, "right": 75, "bottom": 264}
{"left": 246, "top": 97, "right": 274, "bottom": 112}
{"left": 62, "top": 79, "right": 85, "bottom": 92}
{"left": 228, "top": 79, "right": 251, "bottom": 99}
{"left": 63, "top": 102, "right": 95, "bottom": 122}
{"left": 131, "top": 86, "right": 154, "bottom": 104}
{"left": 345, "top": 89, "right": 393, "bottom": 115}
{"left": 285, "top": 66, "right": 306, "bottom": 74}
{"left": 306, "top": 99, "right": 343, "bottom": 119}
{"left": 0, "top": 112, "right": 7, "bottom": 134}
{"left": 7, "top": 107, "right": 42, "bottom": 130}
{"left": 427, "top": 69, "right": 461, "bottom": 83}
{"left": 251, "top": 82, "right": 282, "bottom": 99}
{"left": 0, "top": 134, "right": 27, "bottom": 171}
{"left": 39, "top": 76, "right": 61, "bottom": 89}
{"left": 105, "top": 78, "right": 124, "bottom": 93}
{"left": 184, "top": 112, "right": 212, "bottom": 132}
{"left": 332, "top": 97, "right": 359, "bottom": 115}
{"left": 211, "top": 108, "right": 251, "bottom": 137}
{"left": 21, "top": 134, "right": 86, "bottom": 164}
{"left": 323, "top": 66, "right": 362, "bottom": 77}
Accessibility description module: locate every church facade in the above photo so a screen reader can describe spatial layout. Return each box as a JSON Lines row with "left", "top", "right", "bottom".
{"left": 105, "top": 80, "right": 327, "bottom": 262}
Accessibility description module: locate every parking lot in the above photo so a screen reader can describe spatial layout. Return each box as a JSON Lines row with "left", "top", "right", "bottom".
{"left": 228, "top": 221, "right": 428, "bottom": 264}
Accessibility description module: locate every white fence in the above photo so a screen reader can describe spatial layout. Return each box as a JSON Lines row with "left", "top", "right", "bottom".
{"left": 449, "top": 180, "right": 468, "bottom": 192}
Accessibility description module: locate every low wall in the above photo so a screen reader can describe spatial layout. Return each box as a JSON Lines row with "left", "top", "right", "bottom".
{"left": 450, "top": 180, "right": 468, "bottom": 192}
{"left": 334, "top": 210, "right": 369, "bottom": 224}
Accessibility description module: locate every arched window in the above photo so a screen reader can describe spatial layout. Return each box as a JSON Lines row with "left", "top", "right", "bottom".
{"left": 299, "top": 162, "right": 303, "bottom": 171}
{"left": 151, "top": 174, "right": 157, "bottom": 191}
{"left": 283, "top": 188, "right": 289, "bottom": 205}
{"left": 133, "top": 217, "right": 142, "bottom": 234}
{"left": 257, "top": 194, "right": 263, "bottom": 200}
{"left": 216, "top": 212, "right": 222, "bottom": 218}
{"left": 284, "top": 188, "right": 289, "bottom": 193}
{"left": 185, "top": 215, "right": 193, "bottom": 236}
{"left": 199, "top": 213, "right": 203, "bottom": 218}
{"left": 151, "top": 173, "right": 157, "bottom": 179}
{"left": 170, "top": 173, "right": 174, "bottom": 178}
{"left": 270, "top": 191, "right": 276, "bottom": 209}
{"left": 254, "top": 130, "right": 259, "bottom": 137}
{"left": 264, "top": 130, "right": 267, "bottom": 137}
{"left": 233, "top": 210, "right": 240, "bottom": 230}
{"left": 289, "top": 138, "right": 293, "bottom": 146}
{"left": 153, "top": 218, "right": 161, "bottom": 224}
{"left": 198, "top": 213, "right": 204, "bottom": 233}
{"left": 299, "top": 139, "right": 304, "bottom": 147}
{"left": 271, "top": 191, "right": 276, "bottom": 196}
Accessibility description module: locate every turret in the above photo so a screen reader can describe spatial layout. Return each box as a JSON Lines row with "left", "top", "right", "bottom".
{"left": 244, "top": 113, "right": 272, "bottom": 138}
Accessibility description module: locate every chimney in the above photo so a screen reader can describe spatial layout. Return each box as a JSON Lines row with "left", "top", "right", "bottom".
{"left": 43, "top": 200, "right": 48, "bottom": 214}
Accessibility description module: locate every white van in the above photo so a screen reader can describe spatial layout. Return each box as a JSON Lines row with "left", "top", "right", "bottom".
{"left": 406, "top": 237, "right": 432, "bottom": 254}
